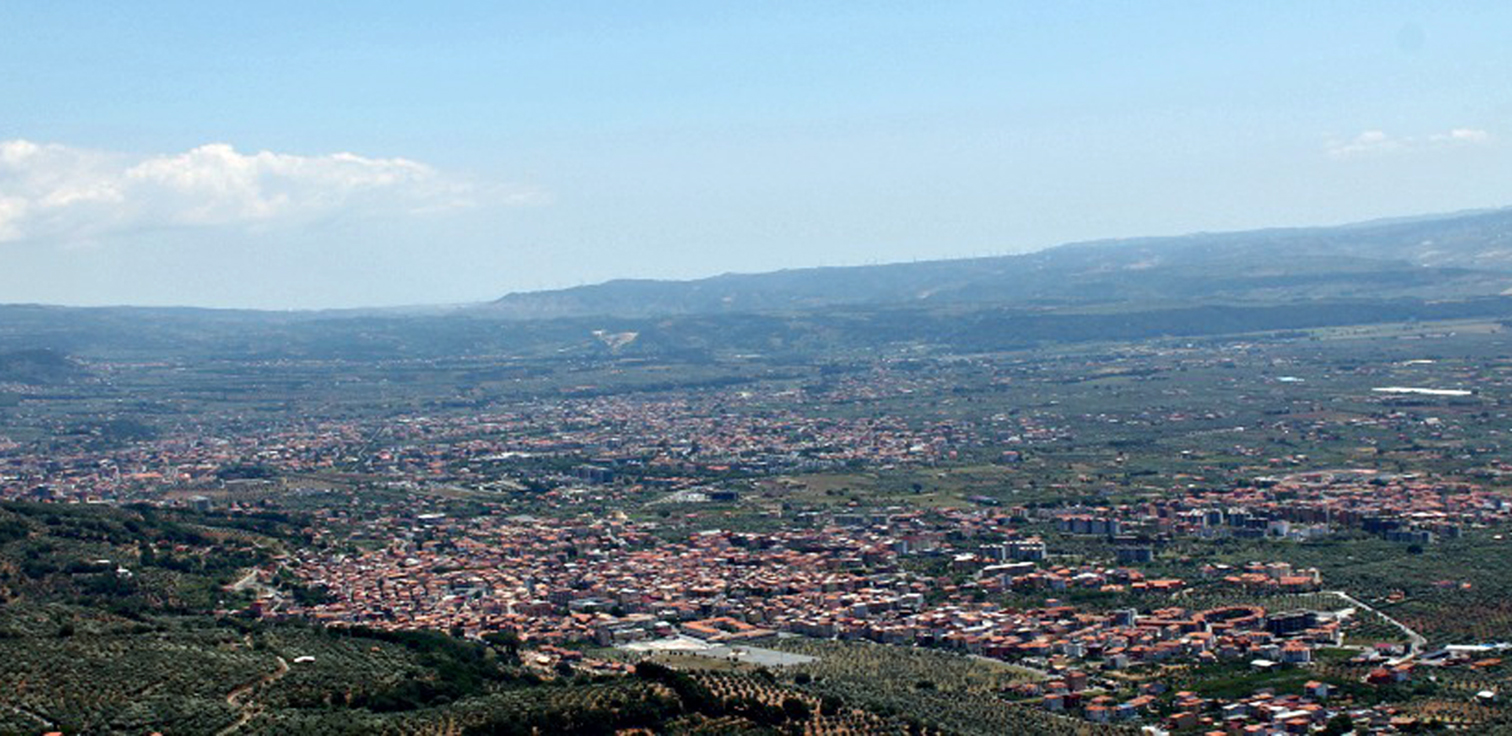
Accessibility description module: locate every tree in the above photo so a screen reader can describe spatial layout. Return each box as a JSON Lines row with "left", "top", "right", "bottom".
{"left": 1321, "top": 712, "right": 1354, "bottom": 736}
{"left": 484, "top": 630, "right": 523, "bottom": 663}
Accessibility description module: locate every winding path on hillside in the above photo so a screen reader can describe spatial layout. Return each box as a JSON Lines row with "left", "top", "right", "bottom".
{"left": 215, "top": 655, "right": 289, "bottom": 736}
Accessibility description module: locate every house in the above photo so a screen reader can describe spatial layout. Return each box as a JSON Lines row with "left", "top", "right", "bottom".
{"left": 1167, "top": 711, "right": 1199, "bottom": 730}
{"left": 1280, "top": 641, "right": 1313, "bottom": 664}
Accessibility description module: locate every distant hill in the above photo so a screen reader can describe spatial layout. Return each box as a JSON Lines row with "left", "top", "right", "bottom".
{"left": 3, "top": 207, "right": 1512, "bottom": 365}
{"left": 479, "top": 208, "right": 1512, "bottom": 319}
{"left": 0, "top": 348, "right": 86, "bottom": 384}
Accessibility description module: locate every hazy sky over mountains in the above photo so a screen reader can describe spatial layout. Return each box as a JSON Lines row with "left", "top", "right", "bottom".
{"left": 2, "top": 2, "right": 1510, "bottom": 308}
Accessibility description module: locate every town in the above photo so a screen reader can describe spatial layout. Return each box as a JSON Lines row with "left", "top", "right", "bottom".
{"left": 3, "top": 325, "right": 1510, "bottom": 734}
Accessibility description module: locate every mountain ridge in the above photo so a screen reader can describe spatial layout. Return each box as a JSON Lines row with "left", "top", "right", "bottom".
{"left": 4, "top": 206, "right": 1512, "bottom": 365}
{"left": 479, "top": 207, "right": 1512, "bottom": 320}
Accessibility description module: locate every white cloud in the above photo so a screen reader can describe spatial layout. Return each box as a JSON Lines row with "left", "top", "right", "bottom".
{"left": 1429, "top": 128, "right": 1491, "bottom": 144}
{"left": 1327, "top": 130, "right": 1403, "bottom": 157}
{"left": 1327, "top": 128, "right": 1493, "bottom": 158}
{"left": 0, "top": 140, "right": 536, "bottom": 244}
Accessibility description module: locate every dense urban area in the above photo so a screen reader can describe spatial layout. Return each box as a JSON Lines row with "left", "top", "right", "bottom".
{"left": 3, "top": 305, "right": 1511, "bottom": 735}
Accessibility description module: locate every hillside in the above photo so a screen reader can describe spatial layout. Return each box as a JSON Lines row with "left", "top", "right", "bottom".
{"left": 480, "top": 208, "right": 1512, "bottom": 319}
{"left": 1, "top": 502, "right": 965, "bottom": 736}
{"left": 3, "top": 208, "right": 1512, "bottom": 368}
{"left": 0, "top": 349, "right": 86, "bottom": 385}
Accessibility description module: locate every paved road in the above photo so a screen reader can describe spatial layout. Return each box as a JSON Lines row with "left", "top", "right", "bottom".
{"left": 1324, "top": 589, "right": 1428, "bottom": 661}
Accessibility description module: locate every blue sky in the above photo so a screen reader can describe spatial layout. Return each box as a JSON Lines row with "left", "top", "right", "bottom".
{"left": 2, "top": 2, "right": 1510, "bottom": 308}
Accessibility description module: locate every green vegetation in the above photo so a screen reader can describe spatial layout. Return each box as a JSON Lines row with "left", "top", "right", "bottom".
{"left": 3, "top": 265, "right": 1512, "bottom": 734}
{"left": 760, "top": 638, "right": 1124, "bottom": 736}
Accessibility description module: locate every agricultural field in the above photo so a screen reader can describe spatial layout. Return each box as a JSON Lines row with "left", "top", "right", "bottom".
{"left": 759, "top": 638, "right": 1122, "bottom": 736}
{"left": 3, "top": 315, "right": 1512, "bottom": 733}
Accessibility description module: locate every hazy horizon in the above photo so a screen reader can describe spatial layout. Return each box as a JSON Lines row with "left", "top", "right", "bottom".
{"left": 3, "top": 203, "right": 1506, "bottom": 312}
{"left": 4, "top": 3, "right": 1511, "bottom": 309}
